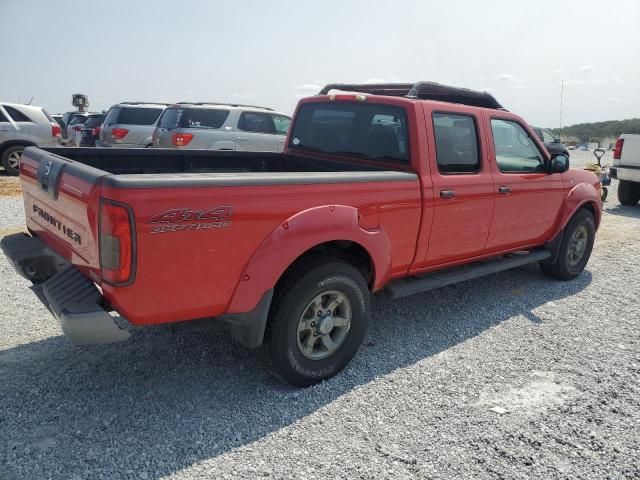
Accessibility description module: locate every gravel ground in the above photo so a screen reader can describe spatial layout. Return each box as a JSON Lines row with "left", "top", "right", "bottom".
{"left": 0, "top": 174, "right": 638, "bottom": 479}
{"left": 0, "top": 196, "right": 24, "bottom": 230}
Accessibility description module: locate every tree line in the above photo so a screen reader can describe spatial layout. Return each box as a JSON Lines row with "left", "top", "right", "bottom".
{"left": 550, "top": 118, "right": 640, "bottom": 143}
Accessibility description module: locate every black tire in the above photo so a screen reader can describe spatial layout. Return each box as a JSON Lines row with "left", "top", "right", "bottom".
{"left": 541, "top": 209, "right": 595, "bottom": 280}
{"left": 263, "top": 258, "right": 370, "bottom": 387}
{"left": 1, "top": 145, "right": 24, "bottom": 176}
{"left": 617, "top": 180, "right": 640, "bottom": 206}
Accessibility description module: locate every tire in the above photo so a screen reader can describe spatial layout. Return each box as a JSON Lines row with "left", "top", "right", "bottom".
{"left": 263, "top": 258, "right": 370, "bottom": 387}
{"left": 617, "top": 180, "right": 640, "bottom": 206}
{"left": 541, "top": 209, "right": 595, "bottom": 280}
{"left": 1, "top": 146, "right": 24, "bottom": 176}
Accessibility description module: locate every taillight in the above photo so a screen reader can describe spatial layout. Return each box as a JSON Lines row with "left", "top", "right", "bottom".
{"left": 99, "top": 200, "right": 135, "bottom": 285}
{"left": 613, "top": 138, "right": 624, "bottom": 160}
{"left": 51, "top": 123, "right": 61, "bottom": 137}
{"left": 172, "top": 133, "right": 194, "bottom": 147}
{"left": 111, "top": 128, "right": 129, "bottom": 140}
{"left": 91, "top": 126, "right": 101, "bottom": 136}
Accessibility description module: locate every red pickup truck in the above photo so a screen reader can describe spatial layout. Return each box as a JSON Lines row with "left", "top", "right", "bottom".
{"left": 1, "top": 82, "right": 601, "bottom": 386}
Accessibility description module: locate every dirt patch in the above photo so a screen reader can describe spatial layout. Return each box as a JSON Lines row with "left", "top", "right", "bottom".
{"left": 0, "top": 227, "right": 25, "bottom": 238}
{"left": 0, "top": 177, "right": 22, "bottom": 197}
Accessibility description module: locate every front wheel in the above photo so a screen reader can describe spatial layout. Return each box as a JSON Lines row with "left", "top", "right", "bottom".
{"left": 263, "top": 259, "right": 370, "bottom": 387}
{"left": 1, "top": 146, "right": 24, "bottom": 176}
{"left": 541, "top": 209, "right": 595, "bottom": 280}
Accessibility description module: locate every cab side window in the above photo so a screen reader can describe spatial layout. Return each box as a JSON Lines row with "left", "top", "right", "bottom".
{"left": 542, "top": 129, "right": 557, "bottom": 143}
{"left": 433, "top": 113, "right": 480, "bottom": 174}
{"left": 491, "top": 119, "right": 545, "bottom": 173}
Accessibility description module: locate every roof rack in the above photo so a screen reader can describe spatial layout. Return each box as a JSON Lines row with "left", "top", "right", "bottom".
{"left": 176, "top": 102, "right": 274, "bottom": 111}
{"left": 318, "top": 81, "right": 504, "bottom": 110}
{"left": 118, "top": 101, "right": 172, "bottom": 106}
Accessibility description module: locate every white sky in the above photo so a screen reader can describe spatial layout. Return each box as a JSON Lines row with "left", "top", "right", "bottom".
{"left": 1, "top": 0, "right": 639, "bottom": 127}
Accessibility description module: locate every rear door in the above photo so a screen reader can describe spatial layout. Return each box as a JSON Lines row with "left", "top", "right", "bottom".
{"left": 484, "top": 116, "right": 565, "bottom": 250}
{"left": 234, "top": 111, "right": 278, "bottom": 152}
{"left": 422, "top": 107, "right": 495, "bottom": 266}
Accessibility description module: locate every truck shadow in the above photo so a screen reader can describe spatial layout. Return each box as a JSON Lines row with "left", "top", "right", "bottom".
{"left": 0, "top": 266, "right": 592, "bottom": 479}
{"left": 604, "top": 204, "right": 640, "bottom": 219}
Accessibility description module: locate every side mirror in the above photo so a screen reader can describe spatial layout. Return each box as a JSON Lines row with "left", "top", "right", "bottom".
{"left": 549, "top": 153, "right": 569, "bottom": 173}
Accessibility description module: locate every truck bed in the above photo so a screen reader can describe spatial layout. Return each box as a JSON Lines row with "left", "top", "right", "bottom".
{"left": 41, "top": 147, "right": 395, "bottom": 175}
{"left": 20, "top": 147, "right": 421, "bottom": 326}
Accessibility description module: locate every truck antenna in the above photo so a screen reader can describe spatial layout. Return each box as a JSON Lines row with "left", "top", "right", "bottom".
{"left": 559, "top": 79, "right": 564, "bottom": 140}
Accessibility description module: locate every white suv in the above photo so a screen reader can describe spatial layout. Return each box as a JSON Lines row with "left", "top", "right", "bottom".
{"left": 0, "top": 103, "right": 61, "bottom": 175}
{"left": 152, "top": 103, "right": 291, "bottom": 152}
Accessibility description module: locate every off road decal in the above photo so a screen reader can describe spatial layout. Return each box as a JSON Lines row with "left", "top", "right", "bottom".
{"left": 148, "top": 206, "right": 232, "bottom": 234}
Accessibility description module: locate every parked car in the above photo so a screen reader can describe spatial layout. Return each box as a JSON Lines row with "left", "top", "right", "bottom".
{"left": 66, "top": 115, "right": 91, "bottom": 147}
{"left": 610, "top": 134, "right": 640, "bottom": 205}
{"left": 0, "top": 102, "right": 61, "bottom": 175}
{"left": 153, "top": 103, "right": 291, "bottom": 152}
{"left": 1, "top": 82, "right": 602, "bottom": 387}
{"left": 60, "top": 111, "right": 88, "bottom": 144}
{"left": 79, "top": 113, "right": 105, "bottom": 147}
{"left": 98, "top": 102, "right": 168, "bottom": 148}
{"left": 52, "top": 114, "right": 66, "bottom": 130}
{"left": 531, "top": 126, "right": 570, "bottom": 158}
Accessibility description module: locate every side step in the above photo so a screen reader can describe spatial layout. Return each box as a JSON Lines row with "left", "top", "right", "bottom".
{"left": 385, "top": 249, "right": 551, "bottom": 299}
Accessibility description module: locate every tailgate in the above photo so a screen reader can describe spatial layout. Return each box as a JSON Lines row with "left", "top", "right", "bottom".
{"left": 19, "top": 147, "right": 108, "bottom": 278}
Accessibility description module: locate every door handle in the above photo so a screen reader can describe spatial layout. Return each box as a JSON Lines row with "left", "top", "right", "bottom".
{"left": 440, "top": 189, "right": 456, "bottom": 199}
{"left": 498, "top": 186, "right": 511, "bottom": 194}
{"left": 236, "top": 136, "right": 247, "bottom": 141}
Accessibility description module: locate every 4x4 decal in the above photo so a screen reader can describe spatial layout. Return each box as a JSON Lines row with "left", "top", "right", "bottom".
{"left": 148, "top": 206, "right": 232, "bottom": 233}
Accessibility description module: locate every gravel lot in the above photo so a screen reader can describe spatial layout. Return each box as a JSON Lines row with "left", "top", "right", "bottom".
{"left": 1, "top": 158, "right": 638, "bottom": 479}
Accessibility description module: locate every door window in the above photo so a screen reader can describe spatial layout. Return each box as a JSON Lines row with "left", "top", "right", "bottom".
{"left": 179, "top": 108, "right": 229, "bottom": 129}
{"left": 238, "top": 112, "right": 274, "bottom": 133}
{"left": 433, "top": 113, "right": 480, "bottom": 174}
{"left": 491, "top": 119, "right": 545, "bottom": 173}
{"left": 271, "top": 114, "right": 291, "bottom": 135}
{"left": 0, "top": 109, "right": 8, "bottom": 122}
{"left": 4, "top": 106, "right": 32, "bottom": 122}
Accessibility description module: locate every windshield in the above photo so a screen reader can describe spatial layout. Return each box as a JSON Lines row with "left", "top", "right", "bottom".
{"left": 289, "top": 102, "right": 409, "bottom": 163}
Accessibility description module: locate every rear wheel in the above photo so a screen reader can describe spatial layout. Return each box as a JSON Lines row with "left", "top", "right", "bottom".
{"left": 1, "top": 146, "right": 24, "bottom": 176}
{"left": 617, "top": 180, "right": 640, "bottom": 206}
{"left": 263, "top": 259, "right": 370, "bottom": 387}
{"left": 541, "top": 209, "right": 595, "bottom": 280}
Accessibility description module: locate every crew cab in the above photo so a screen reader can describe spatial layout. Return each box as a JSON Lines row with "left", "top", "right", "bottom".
{"left": 611, "top": 134, "right": 640, "bottom": 205}
{"left": 1, "top": 82, "right": 602, "bottom": 386}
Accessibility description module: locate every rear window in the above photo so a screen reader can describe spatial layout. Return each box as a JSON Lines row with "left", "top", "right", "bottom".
{"left": 69, "top": 116, "right": 88, "bottom": 126}
{"left": 289, "top": 102, "right": 409, "bottom": 163}
{"left": 4, "top": 106, "right": 32, "bottom": 122}
{"left": 158, "top": 108, "right": 181, "bottom": 128}
{"left": 83, "top": 115, "right": 104, "bottom": 128}
{"left": 116, "top": 107, "right": 164, "bottom": 125}
{"left": 179, "top": 108, "right": 229, "bottom": 129}
{"left": 103, "top": 107, "right": 121, "bottom": 126}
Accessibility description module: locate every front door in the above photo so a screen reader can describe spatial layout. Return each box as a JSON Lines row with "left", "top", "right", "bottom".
{"left": 423, "top": 110, "right": 495, "bottom": 266}
{"left": 485, "top": 117, "right": 565, "bottom": 251}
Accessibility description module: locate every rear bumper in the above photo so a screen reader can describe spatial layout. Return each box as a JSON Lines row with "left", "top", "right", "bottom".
{"left": 610, "top": 166, "right": 640, "bottom": 183}
{"left": 0, "top": 233, "right": 130, "bottom": 344}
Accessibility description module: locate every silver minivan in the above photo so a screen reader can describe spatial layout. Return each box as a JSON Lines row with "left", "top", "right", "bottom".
{"left": 0, "top": 102, "right": 60, "bottom": 175}
{"left": 152, "top": 103, "right": 291, "bottom": 152}
{"left": 98, "top": 102, "right": 168, "bottom": 148}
